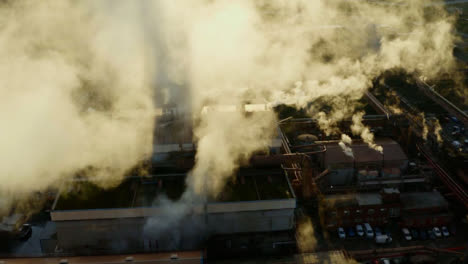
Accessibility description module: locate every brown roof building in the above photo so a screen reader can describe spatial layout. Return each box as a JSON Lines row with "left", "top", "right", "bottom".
{"left": 320, "top": 138, "right": 409, "bottom": 186}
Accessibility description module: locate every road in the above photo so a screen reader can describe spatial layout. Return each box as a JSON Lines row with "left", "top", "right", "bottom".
{"left": 0, "top": 251, "right": 203, "bottom": 264}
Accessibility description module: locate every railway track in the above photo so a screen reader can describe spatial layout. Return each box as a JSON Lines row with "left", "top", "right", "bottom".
{"left": 416, "top": 79, "right": 468, "bottom": 127}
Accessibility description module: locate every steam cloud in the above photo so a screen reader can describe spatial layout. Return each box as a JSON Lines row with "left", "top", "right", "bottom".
{"left": 296, "top": 217, "right": 318, "bottom": 253}
{"left": 0, "top": 0, "right": 458, "bottom": 245}
{"left": 173, "top": 0, "right": 455, "bottom": 196}
{"left": 148, "top": 0, "right": 456, "bottom": 241}
{"left": 351, "top": 112, "right": 383, "bottom": 153}
{"left": 0, "top": 0, "right": 154, "bottom": 201}
{"left": 339, "top": 134, "right": 354, "bottom": 158}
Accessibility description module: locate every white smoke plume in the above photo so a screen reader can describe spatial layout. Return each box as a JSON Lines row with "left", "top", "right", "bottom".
{"left": 0, "top": 0, "right": 458, "bottom": 241}
{"left": 339, "top": 134, "right": 354, "bottom": 158}
{"left": 144, "top": 0, "right": 455, "bottom": 236}
{"left": 433, "top": 118, "right": 443, "bottom": 144}
{"left": 421, "top": 113, "right": 429, "bottom": 140}
{"left": 422, "top": 114, "right": 444, "bottom": 144}
{"left": 296, "top": 216, "right": 318, "bottom": 253}
{"left": 143, "top": 192, "right": 206, "bottom": 250}
{"left": 351, "top": 112, "right": 383, "bottom": 153}
{"left": 189, "top": 110, "right": 277, "bottom": 196}
{"left": 0, "top": 0, "right": 155, "bottom": 202}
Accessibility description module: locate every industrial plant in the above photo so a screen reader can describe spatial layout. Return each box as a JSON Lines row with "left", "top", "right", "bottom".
{"left": 0, "top": 1, "right": 468, "bottom": 264}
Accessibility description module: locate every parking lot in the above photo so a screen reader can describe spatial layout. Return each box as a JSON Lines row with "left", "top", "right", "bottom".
{"left": 324, "top": 220, "right": 468, "bottom": 252}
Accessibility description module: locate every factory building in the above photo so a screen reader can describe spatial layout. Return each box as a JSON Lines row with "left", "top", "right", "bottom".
{"left": 277, "top": 118, "right": 425, "bottom": 195}
{"left": 399, "top": 191, "right": 452, "bottom": 227}
{"left": 48, "top": 106, "right": 298, "bottom": 254}
{"left": 320, "top": 189, "right": 401, "bottom": 229}
{"left": 320, "top": 188, "right": 451, "bottom": 229}
{"left": 322, "top": 138, "right": 410, "bottom": 187}
{"left": 51, "top": 170, "right": 296, "bottom": 253}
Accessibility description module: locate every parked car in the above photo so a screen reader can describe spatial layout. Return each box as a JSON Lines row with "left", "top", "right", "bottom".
{"left": 347, "top": 227, "right": 356, "bottom": 237}
{"left": 410, "top": 229, "right": 419, "bottom": 240}
{"left": 401, "top": 228, "right": 412, "bottom": 241}
{"left": 450, "top": 116, "right": 460, "bottom": 123}
{"left": 441, "top": 226, "right": 450, "bottom": 237}
{"left": 364, "top": 223, "right": 374, "bottom": 238}
{"left": 379, "top": 258, "right": 391, "bottom": 264}
{"left": 375, "top": 227, "right": 382, "bottom": 237}
{"left": 356, "top": 224, "right": 364, "bottom": 237}
{"left": 427, "top": 229, "right": 436, "bottom": 240}
{"left": 375, "top": 234, "right": 392, "bottom": 244}
{"left": 433, "top": 227, "right": 442, "bottom": 238}
{"left": 338, "top": 227, "right": 346, "bottom": 239}
{"left": 419, "top": 229, "right": 427, "bottom": 240}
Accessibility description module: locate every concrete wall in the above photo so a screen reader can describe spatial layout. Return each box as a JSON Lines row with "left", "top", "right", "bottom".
{"left": 53, "top": 199, "right": 296, "bottom": 253}
{"left": 55, "top": 216, "right": 206, "bottom": 253}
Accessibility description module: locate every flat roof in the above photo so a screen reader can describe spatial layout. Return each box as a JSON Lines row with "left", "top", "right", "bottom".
{"left": 54, "top": 176, "right": 185, "bottom": 210}
{"left": 154, "top": 116, "right": 192, "bottom": 145}
{"left": 153, "top": 114, "right": 282, "bottom": 154}
{"left": 324, "top": 193, "right": 382, "bottom": 207}
{"left": 323, "top": 194, "right": 358, "bottom": 207}
{"left": 325, "top": 138, "right": 408, "bottom": 165}
{"left": 153, "top": 118, "right": 194, "bottom": 153}
{"left": 356, "top": 193, "right": 382, "bottom": 206}
{"left": 54, "top": 170, "right": 293, "bottom": 211}
{"left": 400, "top": 191, "right": 448, "bottom": 210}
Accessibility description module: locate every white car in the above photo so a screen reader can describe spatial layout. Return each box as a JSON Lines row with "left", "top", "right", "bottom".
{"left": 433, "top": 227, "right": 442, "bottom": 238}
{"left": 401, "top": 228, "right": 412, "bottom": 241}
{"left": 375, "top": 234, "right": 392, "bottom": 244}
{"left": 364, "top": 223, "right": 374, "bottom": 238}
{"left": 441, "top": 226, "right": 450, "bottom": 237}
{"left": 338, "top": 227, "right": 346, "bottom": 239}
{"left": 380, "top": 259, "right": 391, "bottom": 264}
{"left": 356, "top": 224, "right": 364, "bottom": 237}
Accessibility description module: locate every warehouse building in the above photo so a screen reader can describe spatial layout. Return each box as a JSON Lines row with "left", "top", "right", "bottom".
{"left": 49, "top": 107, "right": 296, "bottom": 254}
{"left": 51, "top": 168, "right": 296, "bottom": 253}
{"left": 278, "top": 119, "right": 418, "bottom": 191}
{"left": 320, "top": 188, "right": 401, "bottom": 229}
{"left": 399, "top": 191, "right": 452, "bottom": 227}
{"left": 322, "top": 138, "right": 409, "bottom": 186}
{"left": 320, "top": 188, "right": 451, "bottom": 230}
